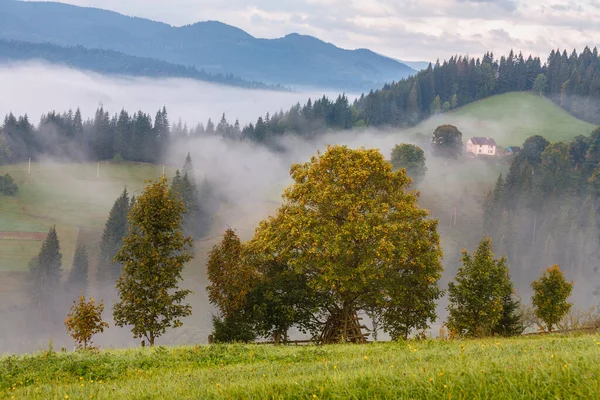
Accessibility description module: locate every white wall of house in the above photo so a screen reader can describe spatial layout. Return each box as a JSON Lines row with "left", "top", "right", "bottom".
{"left": 466, "top": 140, "right": 496, "bottom": 156}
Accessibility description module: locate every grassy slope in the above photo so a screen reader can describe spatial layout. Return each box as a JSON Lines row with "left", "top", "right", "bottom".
{"left": 411, "top": 92, "right": 596, "bottom": 147}
{"left": 2, "top": 335, "right": 600, "bottom": 399}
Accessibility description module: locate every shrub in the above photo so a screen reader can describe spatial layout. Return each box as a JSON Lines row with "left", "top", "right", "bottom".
{"left": 0, "top": 173, "right": 18, "bottom": 195}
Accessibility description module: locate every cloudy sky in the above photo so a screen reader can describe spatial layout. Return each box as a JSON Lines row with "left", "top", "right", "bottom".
{"left": 27, "top": 0, "right": 600, "bottom": 61}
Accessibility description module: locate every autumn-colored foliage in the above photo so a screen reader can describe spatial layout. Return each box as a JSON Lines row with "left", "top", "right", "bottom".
{"left": 206, "top": 229, "right": 257, "bottom": 318}
{"left": 531, "top": 265, "right": 574, "bottom": 332}
{"left": 113, "top": 176, "right": 194, "bottom": 346}
{"left": 64, "top": 295, "right": 109, "bottom": 350}
{"left": 247, "top": 145, "right": 443, "bottom": 342}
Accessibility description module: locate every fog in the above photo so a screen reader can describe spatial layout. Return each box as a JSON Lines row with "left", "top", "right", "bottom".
{"left": 1, "top": 64, "right": 598, "bottom": 353}
{"left": 0, "top": 61, "right": 352, "bottom": 126}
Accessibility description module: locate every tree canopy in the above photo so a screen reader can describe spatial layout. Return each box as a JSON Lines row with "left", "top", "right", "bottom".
{"left": 390, "top": 144, "right": 427, "bottom": 184}
{"left": 245, "top": 145, "right": 443, "bottom": 342}
{"left": 432, "top": 125, "right": 463, "bottom": 159}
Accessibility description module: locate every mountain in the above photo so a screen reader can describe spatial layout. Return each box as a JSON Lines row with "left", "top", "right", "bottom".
{"left": 399, "top": 60, "right": 431, "bottom": 71}
{"left": 0, "top": 0, "right": 416, "bottom": 90}
{"left": 0, "top": 39, "right": 285, "bottom": 90}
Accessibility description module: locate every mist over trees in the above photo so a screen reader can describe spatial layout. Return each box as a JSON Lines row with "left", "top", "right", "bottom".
{"left": 483, "top": 129, "right": 600, "bottom": 302}
{"left": 2, "top": 47, "right": 599, "bottom": 165}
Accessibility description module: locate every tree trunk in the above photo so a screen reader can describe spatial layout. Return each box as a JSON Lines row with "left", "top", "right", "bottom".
{"left": 149, "top": 332, "right": 155, "bottom": 347}
{"left": 319, "top": 303, "right": 367, "bottom": 345}
{"left": 273, "top": 331, "right": 281, "bottom": 346}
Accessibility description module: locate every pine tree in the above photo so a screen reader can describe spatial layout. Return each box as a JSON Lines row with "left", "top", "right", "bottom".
{"left": 30, "top": 226, "right": 63, "bottom": 318}
{"left": 97, "top": 189, "right": 130, "bottom": 285}
{"left": 67, "top": 243, "right": 89, "bottom": 294}
{"left": 492, "top": 292, "right": 524, "bottom": 337}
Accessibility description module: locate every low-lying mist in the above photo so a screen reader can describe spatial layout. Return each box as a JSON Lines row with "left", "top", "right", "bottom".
{"left": 0, "top": 61, "right": 350, "bottom": 126}
{"left": 1, "top": 65, "right": 598, "bottom": 354}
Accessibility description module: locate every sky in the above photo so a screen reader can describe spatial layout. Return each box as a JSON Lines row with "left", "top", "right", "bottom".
{"left": 23, "top": 0, "right": 600, "bottom": 61}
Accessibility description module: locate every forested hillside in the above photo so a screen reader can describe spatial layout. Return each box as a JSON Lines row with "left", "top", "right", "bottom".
{"left": 0, "top": 40, "right": 283, "bottom": 90}
{"left": 1, "top": 48, "right": 598, "bottom": 165}
{"left": 482, "top": 132, "right": 600, "bottom": 300}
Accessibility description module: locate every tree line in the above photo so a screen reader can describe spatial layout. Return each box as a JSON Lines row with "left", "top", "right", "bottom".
{"left": 2, "top": 47, "right": 598, "bottom": 166}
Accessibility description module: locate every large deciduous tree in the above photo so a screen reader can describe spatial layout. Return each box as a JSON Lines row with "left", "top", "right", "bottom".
{"left": 390, "top": 144, "right": 427, "bottom": 185}
{"left": 531, "top": 265, "right": 573, "bottom": 332}
{"left": 248, "top": 145, "right": 443, "bottom": 343}
{"left": 431, "top": 125, "right": 463, "bottom": 159}
{"left": 446, "top": 237, "right": 513, "bottom": 337}
{"left": 113, "top": 176, "right": 193, "bottom": 346}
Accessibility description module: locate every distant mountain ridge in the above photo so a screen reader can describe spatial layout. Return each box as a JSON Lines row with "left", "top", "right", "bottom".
{"left": 0, "top": 39, "right": 285, "bottom": 90}
{"left": 0, "top": 0, "right": 416, "bottom": 90}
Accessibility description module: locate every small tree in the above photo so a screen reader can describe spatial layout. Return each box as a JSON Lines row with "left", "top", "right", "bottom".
{"left": 65, "top": 295, "right": 109, "bottom": 350}
{"left": 431, "top": 124, "right": 463, "bottom": 159}
{"left": 492, "top": 292, "right": 524, "bottom": 337}
{"left": 531, "top": 265, "right": 573, "bottom": 333}
{"left": 113, "top": 176, "right": 194, "bottom": 346}
{"left": 0, "top": 173, "right": 18, "bottom": 195}
{"left": 390, "top": 144, "right": 427, "bottom": 185}
{"left": 447, "top": 237, "right": 513, "bottom": 337}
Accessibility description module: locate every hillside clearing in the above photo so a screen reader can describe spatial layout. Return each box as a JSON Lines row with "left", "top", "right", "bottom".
{"left": 2, "top": 334, "right": 599, "bottom": 399}
{"left": 411, "top": 92, "right": 596, "bottom": 147}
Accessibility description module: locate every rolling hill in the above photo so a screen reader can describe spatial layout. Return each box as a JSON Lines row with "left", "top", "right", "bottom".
{"left": 0, "top": 0, "right": 416, "bottom": 90}
{"left": 407, "top": 92, "right": 597, "bottom": 147}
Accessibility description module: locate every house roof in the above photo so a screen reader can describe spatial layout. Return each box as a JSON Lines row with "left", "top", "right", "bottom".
{"left": 469, "top": 137, "right": 497, "bottom": 146}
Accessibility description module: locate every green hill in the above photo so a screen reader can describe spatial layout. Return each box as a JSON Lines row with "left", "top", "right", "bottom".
{"left": 410, "top": 92, "right": 596, "bottom": 147}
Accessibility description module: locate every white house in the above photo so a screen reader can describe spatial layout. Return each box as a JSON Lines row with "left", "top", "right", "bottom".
{"left": 466, "top": 137, "right": 497, "bottom": 156}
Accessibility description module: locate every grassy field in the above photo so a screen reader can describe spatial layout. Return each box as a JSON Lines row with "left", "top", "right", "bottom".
{"left": 1, "top": 334, "right": 599, "bottom": 399}
{"left": 411, "top": 92, "right": 597, "bottom": 147}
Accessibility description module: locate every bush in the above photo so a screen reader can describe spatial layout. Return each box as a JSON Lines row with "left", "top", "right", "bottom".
{"left": 0, "top": 173, "right": 18, "bottom": 195}
{"left": 210, "top": 315, "right": 256, "bottom": 344}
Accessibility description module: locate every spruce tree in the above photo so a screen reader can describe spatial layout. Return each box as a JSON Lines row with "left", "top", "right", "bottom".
{"left": 447, "top": 237, "right": 513, "bottom": 337}
{"left": 97, "top": 189, "right": 130, "bottom": 285}
{"left": 30, "top": 226, "right": 63, "bottom": 318}
{"left": 67, "top": 243, "right": 89, "bottom": 294}
{"left": 492, "top": 292, "right": 524, "bottom": 337}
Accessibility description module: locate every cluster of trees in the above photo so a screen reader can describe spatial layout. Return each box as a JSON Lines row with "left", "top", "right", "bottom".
{"left": 483, "top": 130, "right": 600, "bottom": 293}
{"left": 0, "top": 173, "right": 18, "bottom": 195}
{"left": 204, "top": 146, "right": 578, "bottom": 343}
{"left": 22, "top": 153, "right": 215, "bottom": 346}
{"left": 207, "top": 146, "right": 443, "bottom": 343}
{"left": 446, "top": 238, "right": 573, "bottom": 337}
{"left": 0, "top": 107, "right": 170, "bottom": 164}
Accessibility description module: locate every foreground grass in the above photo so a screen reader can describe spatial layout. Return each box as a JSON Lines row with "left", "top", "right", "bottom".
{"left": 2, "top": 334, "right": 599, "bottom": 399}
